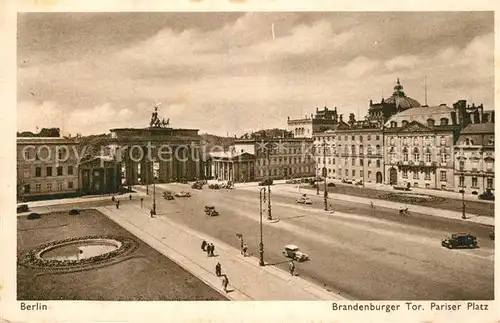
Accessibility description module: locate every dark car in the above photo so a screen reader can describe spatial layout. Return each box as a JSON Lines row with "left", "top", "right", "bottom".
{"left": 479, "top": 190, "right": 495, "bottom": 201}
{"left": 17, "top": 204, "right": 29, "bottom": 213}
{"left": 204, "top": 206, "right": 219, "bottom": 216}
{"left": 441, "top": 233, "right": 479, "bottom": 249}
{"left": 259, "top": 179, "right": 273, "bottom": 186}
{"left": 327, "top": 182, "right": 336, "bottom": 187}
{"left": 27, "top": 212, "right": 41, "bottom": 220}
{"left": 163, "top": 191, "right": 175, "bottom": 200}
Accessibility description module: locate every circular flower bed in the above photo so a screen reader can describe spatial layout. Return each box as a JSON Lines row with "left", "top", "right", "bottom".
{"left": 378, "top": 193, "right": 445, "bottom": 204}
{"left": 19, "top": 235, "right": 139, "bottom": 271}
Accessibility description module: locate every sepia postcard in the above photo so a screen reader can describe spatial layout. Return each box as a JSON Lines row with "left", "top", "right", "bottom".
{"left": 1, "top": 1, "right": 498, "bottom": 322}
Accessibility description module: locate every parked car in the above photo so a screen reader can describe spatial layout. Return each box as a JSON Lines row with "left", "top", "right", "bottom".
{"left": 296, "top": 197, "right": 313, "bottom": 205}
{"left": 17, "top": 204, "right": 29, "bottom": 213}
{"left": 327, "top": 182, "right": 336, "bottom": 187}
{"left": 191, "top": 182, "right": 203, "bottom": 189}
{"left": 285, "top": 179, "right": 295, "bottom": 184}
{"left": 479, "top": 190, "right": 495, "bottom": 201}
{"left": 282, "top": 244, "right": 309, "bottom": 262}
{"left": 441, "top": 233, "right": 479, "bottom": 249}
{"left": 342, "top": 179, "right": 353, "bottom": 184}
{"left": 27, "top": 212, "right": 41, "bottom": 220}
{"left": 209, "top": 184, "right": 220, "bottom": 189}
{"left": 175, "top": 191, "right": 191, "bottom": 197}
{"left": 204, "top": 206, "right": 219, "bottom": 216}
{"left": 68, "top": 209, "right": 80, "bottom": 215}
{"left": 259, "top": 179, "right": 273, "bottom": 186}
{"left": 393, "top": 185, "right": 410, "bottom": 191}
{"left": 163, "top": 191, "right": 175, "bottom": 200}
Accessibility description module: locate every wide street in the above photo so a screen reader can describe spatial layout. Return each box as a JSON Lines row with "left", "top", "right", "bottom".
{"left": 134, "top": 182, "right": 494, "bottom": 301}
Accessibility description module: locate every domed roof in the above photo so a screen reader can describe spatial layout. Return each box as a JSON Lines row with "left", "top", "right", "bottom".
{"left": 384, "top": 79, "right": 421, "bottom": 109}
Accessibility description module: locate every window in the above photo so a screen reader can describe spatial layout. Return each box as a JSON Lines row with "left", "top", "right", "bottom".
{"left": 23, "top": 167, "right": 30, "bottom": 178}
{"left": 402, "top": 148, "right": 409, "bottom": 162}
{"left": 391, "top": 121, "right": 397, "bottom": 128}
{"left": 332, "top": 158, "right": 335, "bottom": 165}
{"left": 24, "top": 184, "right": 30, "bottom": 193}
{"left": 344, "top": 135, "right": 348, "bottom": 141}
{"left": 472, "top": 177, "right": 478, "bottom": 188}
{"left": 459, "top": 176, "right": 464, "bottom": 187}
{"left": 376, "top": 159, "right": 381, "bottom": 168}
{"left": 367, "top": 135, "right": 371, "bottom": 141}
{"left": 376, "top": 135, "right": 380, "bottom": 140}
{"left": 487, "top": 178, "right": 493, "bottom": 189}
{"left": 440, "top": 171, "right": 447, "bottom": 182}
{"left": 352, "top": 170, "right": 356, "bottom": 177}
{"left": 344, "top": 146, "right": 348, "bottom": 154}
{"left": 367, "top": 145, "right": 372, "bottom": 156}
{"left": 58, "top": 148, "right": 65, "bottom": 160}
{"left": 47, "top": 183, "right": 52, "bottom": 191}
{"left": 57, "top": 166, "right": 63, "bottom": 176}
{"left": 485, "top": 160, "right": 494, "bottom": 171}
{"left": 68, "top": 181, "right": 74, "bottom": 189}
{"left": 368, "top": 171, "right": 372, "bottom": 178}
{"left": 376, "top": 145, "right": 381, "bottom": 155}
{"left": 413, "top": 171, "right": 419, "bottom": 180}
{"left": 413, "top": 148, "right": 420, "bottom": 162}
{"left": 425, "top": 148, "right": 432, "bottom": 163}
{"left": 471, "top": 159, "right": 479, "bottom": 171}
{"left": 345, "top": 169, "right": 348, "bottom": 176}
{"left": 35, "top": 183, "right": 41, "bottom": 192}
{"left": 427, "top": 119, "right": 435, "bottom": 127}
{"left": 274, "top": 169, "right": 277, "bottom": 175}
{"left": 351, "top": 135, "right": 355, "bottom": 140}
{"left": 360, "top": 170, "right": 364, "bottom": 178}
{"left": 57, "top": 182, "right": 63, "bottom": 191}
{"left": 403, "top": 170, "right": 408, "bottom": 179}
{"left": 359, "top": 135, "right": 363, "bottom": 142}
{"left": 389, "top": 147, "right": 396, "bottom": 163}
{"left": 360, "top": 159, "right": 364, "bottom": 166}
{"left": 328, "top": 158, "right": 331, "bottom": 165}
{"left": 317, "top": 158, "right": 321, "bottom": 164}
{"left": 24, "top": 150, "right": 30, "bottom": 160}
{"left": 352, "top": 158, "right": 355, "bottom": 166}
{"left": 46, "top": 166, "right": 52, "bottom": 177}
{"left": 459, "top": 161, "right": 465, "bottom": 171}
{"left": 440, "top": 136, "right": 446, "bottom": 146}
{"left": 440, "top": 118, "right": 449, "bottom": 125}
{"left": 441, "top": 152, "right": 448, "bottom": 164}
{"left": 425, "top": 169, "right": 431, "bottom": 180}
{"left": 402, "top": 120, "right": 409, "bottom": 127}
{"left": 35, "top": 167, "right": 41, "bottom": 177}
{"left": 351, "top": 145, "right": 356, "bottom": 155}
{"left": 359, "top": 145, "right": 364, "bottom": 155}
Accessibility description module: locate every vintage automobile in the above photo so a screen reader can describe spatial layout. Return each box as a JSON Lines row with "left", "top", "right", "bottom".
{"left": 327, "top": 182, "right": 336, "bottom": 187}
{"left": 17, "top": 204, "right": 29, "bottom": 213}
{"left": 175, "top": 191, "right": 191, "bottom": 198}
{"left": 191, "top": 182, "right": 204, "bottom": 189}
{"left": 282, "top": 244, "right": 309, "bottom": 262}
{"left": 479, "top": 189, "right": 495, "bottom": 201}
{"left": 258, "top": 179, "right": 273, "bottom": 186}
{"left": 163, "top": 191, "right": 175, "bottom": 200}
{"left": 204, "top": 206, "right": 219, "bottom": 216}
{"left": 296, "top": 197, "right": 313, "bottom": 205}
{"left": 441, "top": 233, "right": 479, "bottom": 249}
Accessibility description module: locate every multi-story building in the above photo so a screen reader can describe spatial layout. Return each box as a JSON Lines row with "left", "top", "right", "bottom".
{"left": 314, "top": 121, "right": 385, "bottom": 184}
{"left": 17, "top": 137, "right": 80, "bottom": 201}
{"left": 209, "top": 130, "right": 315, "bottom": 182}
{"left": 383, "top": 104, "right": 458, "bottom": 189}
{"left": 287, "top": 107, "right": 339, "bottom": 138}
{"left": 454, "top": 122, "right": 494, "bottom": 195}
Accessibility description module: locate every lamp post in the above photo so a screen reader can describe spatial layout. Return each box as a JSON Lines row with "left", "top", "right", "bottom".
{"left": 316, "top": 142, "right": 320, "bottom": 195}
{"left": 267, "top": 145, "right": 272, "bottom": 220}
{"left": 323, "top": 140, "right": 328, "bottom": 211}
{"left": 461, "top": 187, "right": 466, "bottom": 219}
{"left": 259, "top": 187, "right": 266, "bottom": 266}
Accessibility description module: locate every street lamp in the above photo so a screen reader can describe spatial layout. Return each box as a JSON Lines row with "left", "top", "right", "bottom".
{"left": 267, "top": 145, "right": 272, "bottom": 220}
{"left": 322, "top": 140, "right": 328, "bottom": 211}
{"left": 259, "top": 187, "right": 266, "bottom": 266}
{"left": 461, "top": 187, "right": 466, "bottom": 219}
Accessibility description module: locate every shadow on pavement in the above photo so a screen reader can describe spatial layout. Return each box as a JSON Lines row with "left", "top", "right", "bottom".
{"left": 279, "top": 215, "right": 306, "bottom": 221}
{"left": 265, "top": 259, "right": 291, "bottom": 266}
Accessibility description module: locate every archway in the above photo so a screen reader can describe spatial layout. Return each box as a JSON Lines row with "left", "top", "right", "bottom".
{"left": 376, "top": 171, "right": 383, "bottom": 184}
{"left": 389, "top": 168, "right": 397, "bottom": 185}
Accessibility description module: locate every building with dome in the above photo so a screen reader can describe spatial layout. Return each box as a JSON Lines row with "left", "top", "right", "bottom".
{"left": 367, "top": 78, "right": 421, "bottom": 128}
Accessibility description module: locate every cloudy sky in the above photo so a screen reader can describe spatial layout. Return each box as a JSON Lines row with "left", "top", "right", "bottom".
{"left": 17, "top": 12, "right": 493, "bottom": 136}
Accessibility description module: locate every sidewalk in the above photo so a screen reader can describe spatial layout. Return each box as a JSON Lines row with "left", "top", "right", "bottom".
{"left": 236, "top": 184, "right": 495, "bottom": 226}
{"left": 17, "top": 191, "right": 147, "bottom": 208}
{"left": 97, "top": 203, "right": 348, "bottom": 301}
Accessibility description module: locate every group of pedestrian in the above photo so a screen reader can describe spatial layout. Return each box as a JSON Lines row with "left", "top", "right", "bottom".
{"left": 201, "top": 240, "right": 216, "bottom": 257}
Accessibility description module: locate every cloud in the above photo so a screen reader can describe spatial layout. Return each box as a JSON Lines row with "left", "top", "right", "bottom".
{"left": 385, "top": 55, "right": 421, "bottom": 71}
{"left": 341, "top": 56, "right": 380, "bottom": 78}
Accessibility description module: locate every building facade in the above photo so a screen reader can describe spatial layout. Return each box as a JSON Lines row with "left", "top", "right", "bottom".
{"left": 287, "top": 107, "right": 339, "bottom": 138}
{"left": 17, "top": 137, "right": 80, "bottom": 201}
{"left": 454, "top": 123, "right": 495, "bottom": 194}
{"left": 383, "top": 104, "right": 458, "bottom": 189}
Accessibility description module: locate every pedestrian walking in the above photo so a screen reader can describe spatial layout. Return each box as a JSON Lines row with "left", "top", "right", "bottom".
{"left": 206, "top": 244, "right": 211, "bottom": 257}
{"left": 150, "top": 208, "right": 154, "bottom": 218}
{"left": 289, "top": 260, "right": 295, "bottom": 276}
{"left": 116, "top": 200, "right": 120, "bottom": 209}
{"left": 129, "top": 194, "right": 132, "bottom": 200}
{"left": 201, "top": 240, "right": 207, "bottom": 251}
{"left": 222, "top": 275, "right": 229, "bottom": 293}
{"left": 111, "top": 195, "right": 115, "bottom": 202}
{"left": 242, "top": 243, "right": 248, "bottom": 257}
{"left": 215, "top": 262, "right": 221, "bottom": 276}
{"left": 210, "top": 243, "right": 215, "bottom": 257}
{"left": 140, "top": 197, "right": 144, "bottom": 208}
